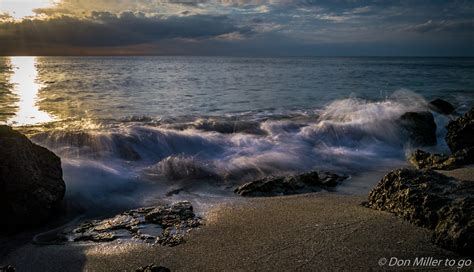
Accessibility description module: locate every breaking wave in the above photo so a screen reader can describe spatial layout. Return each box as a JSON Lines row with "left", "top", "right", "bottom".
{"left": 27, "top": 90, "right": 454, "bottom": 210}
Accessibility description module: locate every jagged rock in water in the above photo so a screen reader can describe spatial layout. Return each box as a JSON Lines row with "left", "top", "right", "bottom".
{"left": 68, "top": 201, "right": 200, "bottom": 246}
{"left": 234, "top": 170, "right": 347, "bottom": 197}
{"left": 366, "top": 168, "right": 473, "bottom": 254}
{"left": 0, "top": 125, "right": 65, "bottom": 231}
{"left": 409, "top": 149, "right": 458, "bottom": 170}
{"left": 409, "top": 148, "right": 474, "bottom": 170}
{"left": 445, "top": 107, "right": 474, "bottom": 159}
{"left": 428, "top": 99, "right": 455, "bottom": 115}
{"left": 397, "top": 111, "right": 437, "bottom": 146}
{"left": 155, "top": 156, "right": 219, "bottom": 181}
{"left": 408, "top": 108, "right": 474, "bottom": 171}
{"left": 136, "top": 264, "right": 171, "bottom": 272}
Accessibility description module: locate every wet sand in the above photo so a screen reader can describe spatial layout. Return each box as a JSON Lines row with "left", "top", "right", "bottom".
{"left": 1, "top": 192, "right": 465, "bottom": 271}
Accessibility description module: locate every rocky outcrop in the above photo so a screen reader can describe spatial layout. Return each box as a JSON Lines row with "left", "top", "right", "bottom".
{"left": 0, "top": 125, "right": 65, "bottom": 231}
{"left": 234, "top": 171, "right": 347, "bottom": 197}
{"left": 408, "top": 108, "right": 474, "bottom": 170}
{"left": 428, "top": 99, "right": 455, "bottom": 115}
{"left": 409, "top": 148, "right": 474, "bottom": 170}
{"left": 446, "top": 108, "right": 474, "bottom": 155}
{"left": 366, "top": 168, "right": 473, "bottom": 254}
{"left": 409, "top": 150, "right": 456, "bottom": 170}
{"left": 136, "top": 264, "right": 170, "bottom": 272}
{"left": 397, "top": 111, "right": 437, "bottom": 146}
{"left": 68, "top": 201, "right": 201, "bottom": 246}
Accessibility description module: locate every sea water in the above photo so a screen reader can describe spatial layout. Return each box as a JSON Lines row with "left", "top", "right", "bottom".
{"left": 1, "top": 56, "right": 473, "bottom": 212}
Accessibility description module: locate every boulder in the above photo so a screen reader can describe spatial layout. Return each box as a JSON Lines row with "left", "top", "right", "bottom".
{"left": 445, "top": 107, "right": 474, "bottom": 156}
{"left": 397, "top": 111, "right": 437, "bottom": 146}
{"left": 366, "top": 168, "right": 473, "bottom": 254}
{"left": 428, "top": 99, "right": 455, "bottom": 115}
{"left": 408, "top": 109, "right": 474, "bottom": 170}
{"left": 234, "top": 170, "right": 347, "bottom": 197}
{"left": 0, "top": 125, "right": 65, "bottom": 231}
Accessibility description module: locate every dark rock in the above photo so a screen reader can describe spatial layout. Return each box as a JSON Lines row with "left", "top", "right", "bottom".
{"left": 192, "top": 119, "right": 265, "bottom": 135}
{"left": 0, "top": 125, "right": 65, "bottom": 231}
{"left": 145, "top": 201, "right": 194, "bottom": 227}
{"left": 408, "top": 109, "right": 474, "bottom": 171}
{"left": 0, "top": 265, "right": 15, "bottom": 272}
{"left": 397, "top": 112, "right": 437, "bottom": 146}
{"left": 165, "top": 188, "right": 184, "bottom": 197}
{"left": 136, "top": 264, "right": 171, "bottom": 272}
{"left": 429, "top": 99, "right": 455, "bottom": 115}
{"left": 446, "top": 108, "right": 474, "bottom": 155}
{"left": 234, "top": 170, "right": 347, "bottom": 197}
{"left": 408, "top": 149, "right": 458, "bottom": 170}
{"left": 156, "top": 156, "right": 219, "bottom": 181}
{"left": 68, "top": 201, "right": 200, "bottom": 246}
{"left": 366, "top": 168, "right": 473, "bottom": 254}
{"left": 73, "top": 232, "right": 117, "bottom": 242}
{"left": 157, "top": 229, "right": 185, "bottom": 247}
{"left": 409, "top": 148, "right": 474, "bottom": 170}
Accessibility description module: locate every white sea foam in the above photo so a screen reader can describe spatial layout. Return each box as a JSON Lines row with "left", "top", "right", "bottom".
{"left": 29, "top": 91, "right": 454, "bottom": 210}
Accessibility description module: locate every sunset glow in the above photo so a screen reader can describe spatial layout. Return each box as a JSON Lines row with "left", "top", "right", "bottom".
{"left": 0, "top": 0, "right": 54, "bottom": 19}
{"left": 8, "top": 57, "right": 54, "bottom": 125}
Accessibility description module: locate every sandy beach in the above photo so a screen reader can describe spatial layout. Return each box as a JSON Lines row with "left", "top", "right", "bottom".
{"left": 2, "top": 189, "right": 470, "bottom": 271}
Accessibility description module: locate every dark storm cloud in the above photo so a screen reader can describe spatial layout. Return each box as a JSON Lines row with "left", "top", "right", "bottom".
{"left": 0, "top": 12, "right": 251, "bottom": 51}
{"left": 0, "top": 0, "right": 473, "bottom": 55}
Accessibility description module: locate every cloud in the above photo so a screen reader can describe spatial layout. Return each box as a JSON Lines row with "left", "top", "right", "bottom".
{"left": 0, "top": 12, "right": 252, "bottom": 53}
{"left": 404, "top": 19, "right": 474, "bottom": 33}
{"left": 1, "top": 0, "right": 473, "bottom": 55}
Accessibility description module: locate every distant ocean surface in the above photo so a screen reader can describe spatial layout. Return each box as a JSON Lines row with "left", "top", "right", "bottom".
{"left": 1, "top": 56, "right": 473, "bottom": 212}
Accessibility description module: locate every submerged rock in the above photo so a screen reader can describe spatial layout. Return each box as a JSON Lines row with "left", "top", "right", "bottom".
{"left": 136, "top": 264, "right": 171, "bottom": 272}
{"left": 397, "top": 111, "right": 437, "bottom": 146}
{"left": 366, "top": 168, "right": 473, "bottom": 254}
{"left": 446, "top": 107, "right": 474, "bottom": 155}
{"left": 234, "top": 170, "right": 347, "bottom": 197}
{"left": 0, "top": 125, "right": 65, "bottom": 231}
{"left": 429, "top": 99, "right": 455, "bottom": 115}
{"left": 68, "top": 201, "right": 200, "bottom": 246}
{"left": 155, "top": 155, "right": 219, "bottom": 181}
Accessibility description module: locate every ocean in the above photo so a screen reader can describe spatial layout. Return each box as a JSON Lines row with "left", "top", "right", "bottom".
{"left": 1, "top": 56, "right": 473, "bottom": 213}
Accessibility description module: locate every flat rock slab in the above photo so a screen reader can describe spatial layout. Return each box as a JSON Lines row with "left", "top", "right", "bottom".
{"left": 366, "top": 168, "right": 473, "bottom": 254}
{"left": 66, "top": 201, "right": 201, "bottom": 246}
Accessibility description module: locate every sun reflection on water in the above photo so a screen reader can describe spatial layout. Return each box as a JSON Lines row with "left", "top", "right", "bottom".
{"left": 8, "top": 56, "right": 54, "bottom": 126}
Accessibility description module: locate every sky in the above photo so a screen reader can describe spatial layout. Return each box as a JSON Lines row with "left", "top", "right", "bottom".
{"left": 0, "top": 0, "right": 473, "bottom": 56}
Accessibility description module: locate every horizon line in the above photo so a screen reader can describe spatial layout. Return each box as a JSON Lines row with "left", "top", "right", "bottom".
{"left": 2, "top": 55, "right": 474, "bottom": 58}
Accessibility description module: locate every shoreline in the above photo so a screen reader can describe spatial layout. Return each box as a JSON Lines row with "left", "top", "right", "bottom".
{"left": 2, "top": 189, "right": 469, "bottom": 271}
